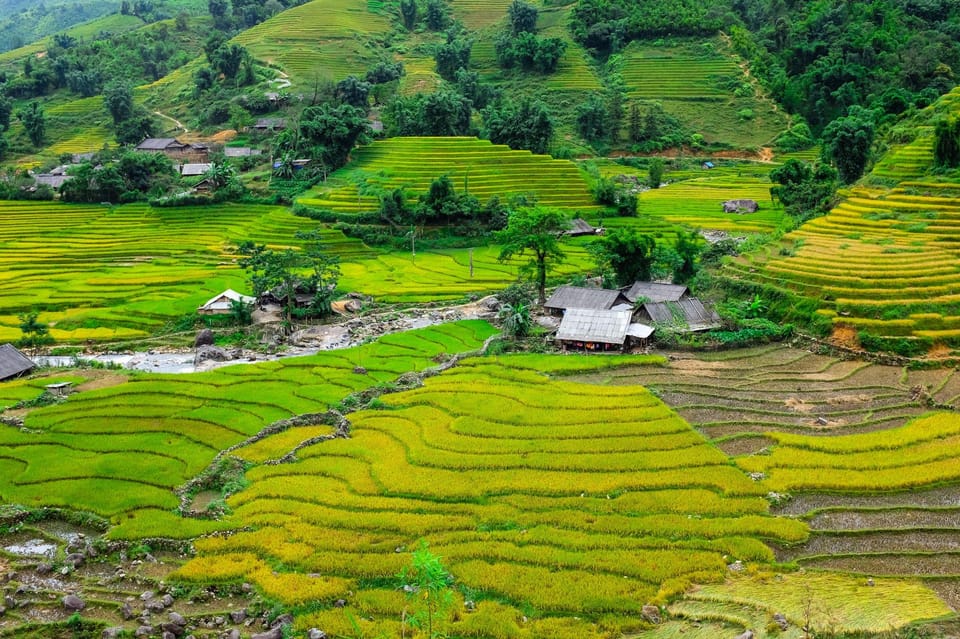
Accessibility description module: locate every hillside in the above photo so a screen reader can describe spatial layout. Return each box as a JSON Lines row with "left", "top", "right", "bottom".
{"left": 726, "top": 85, "right": 960, "bottom": 356}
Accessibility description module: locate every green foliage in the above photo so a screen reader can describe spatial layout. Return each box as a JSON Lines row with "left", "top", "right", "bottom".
{"left": 591, "top": 226, "right": 655, "bottom": 287}
{"left": 16, "top": 311, "right": 54, "bottom": 350}
{"left": 496, "top": 207, "right": 568, "bottom": 304}
{"left": 648, "top": 157, "right": 665, "bottom": 188}
{"left": 769, "top": 159, "right": 838, "bottom": 220}
{"left": 495, "top": 31, "right": 567, "bottom": 74}
{"left": 508, "top": 0, "right": 538, "bottom": 34}
{"left": 822, "top": 107, "right": 877, "bottom": 184}
{"left": 386, "top": 90, "right": 472, "bottom": 137}
{"left": 425, "top": 0, "right": 449, "bottom": 31}
{"left": 435, "top": 32, "right": 473, "bottom": 81}
{"left": 400, "top": 0, "right": 417, "bottom": 30}
{"left": 576, "top": 95, "right": 608, "bottom": 142}
{"left": 482, "top": 97, "right": 554, "bottom": 155}
{"left": 397, "top": 541, "right": 455, "bottom": 639}
{"left": 933, "top": 116, "right": 960, "bottom": 168}
{"left": 17, "top": 101, "right": 45, "bottom": 146}
{"left": 335, "top": 75, "right": 372, "bottom": 110}
{"left": 672, "top": 229, "right": 701, "bottom": 284}
{"left": 498, "top": 302, "right": 532, "bottom": 339}
{"left": 61, "top": 151, "right": 177, "bottom": 203}
{"left": 275, "top": 103, "right": 371, "bottom": 176}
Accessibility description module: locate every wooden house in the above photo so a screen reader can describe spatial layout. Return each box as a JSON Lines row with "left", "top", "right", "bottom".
{"left": 180, "top": 163, "right": 212, "bottom": 177}
{"left": 543, "top": 286, "right": 629, "bottom": 317}
{"left": 0, "top": 343, "right": 35, "bottom": 381}
{"left": 197, "top": 289, "right": 257, "bottom": 315}
{"left": 555, "top": 309, "right": 654, "bottom": 352}
{"left": 635, "top": 298, "right": 721, "bottom": 332}
{"left": 136, "top": 138, "right": 209, "bottom": 162}
{"left": 250, "top": 118, "right": 287, "bottom": 132}
{"left": 621, "top": 282, "right": 689, "bottom": 305}
{"left": 565, "top": 218, "right": 601, "bottom": 237}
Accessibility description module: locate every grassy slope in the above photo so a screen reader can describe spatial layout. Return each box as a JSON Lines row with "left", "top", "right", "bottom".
{"left": 725, "top": 86, "right": 960, "bottom": 351}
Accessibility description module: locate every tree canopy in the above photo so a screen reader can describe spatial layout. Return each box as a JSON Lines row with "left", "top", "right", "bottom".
{"left": 496, "top": 207, "right": 568, "bottom": 304}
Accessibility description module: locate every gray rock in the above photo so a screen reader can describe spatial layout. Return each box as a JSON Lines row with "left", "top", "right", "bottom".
{"left": 213, "top": 616, "right": 225, "bottom": 626}
{"left": 63, "top": 594, "right": 86, "bottom": 612}
{"left": 135, "top": 626, "right": 154, "bottom": 637}
{"left": 146, "top": 599, "right": 167, "bottom": 612}
{"left": 168, "top": 612, "right": 186, "bottom": 627}
{"left": 728, "top": 560, "right": 745, "bottom": 572}
{"left": 641, "top": 604, "right": 661, "bottom": 625}
{"left": 241, "top": 583, "right": 253, "bottom": 593}
{"left": 464, "top": 600, "right": 476, "bottom": 612}
{"left": 333, "top": 599, "right": 346, "bottom": 609}
{"left": 102, "top": 627, "right": 124, "bottom": 639}
{"left": 229, "top": 609, "right": 246, "bottom": 624}
{"left": 161, "top": 623, "right": 185, "bottom": 637}
{"left": 122, "top": 602, "right": 136, "bottom": 620}
{"left": 162, "top": 632, "right": 176, "bottom": 639}
{"left": 195, "top": 345, "right": 231, "bottom": 362}
{"left": 36, "top": 562, "right": 52, "bottom": 574}
{"left": 225, "top": 630, "right": 240, "bottom": 639}
{"left": 271, "top": 613, "right": 294, "bottom": 628}
{"left": 251, "top": 627, "right": 282, "bottom": 639}
{"left": 195, "top": 329, "right": 215, "bottom": 347}
{"left": 3, "top": 595, "right": 15, "bottom": 609}
{"left": 0, "top": 605, "right": 6, "bottom": 616}
{"left": 733, "top": 631, "right": 754, "bottom": 639}
{"left": 307, "top": 630, "right": 326, "bottom": 639}
{"left": 65, "top": 552, "right": 86, "bottom": 567}
{"left": 867, "top": 577, "right": 875, "bottom": 586}
{"left": 141, "top": 591, "right": 155, "bottom": 602}
{"left": 160, "top": 594, "right": 174, "bottom": 608}
{"left": 344, "top": 299, "right": 362, "bottom": 313}
{"left": 773, "top": 613, "right": 789, "bottom": 631}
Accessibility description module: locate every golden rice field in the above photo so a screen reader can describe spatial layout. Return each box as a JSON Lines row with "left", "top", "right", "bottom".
{"left": 231, "top": 0, "right": 391, "bottom": 87}
{"left": 0, "top": 322, "right": 495, "bottom": 534}
{"left": 0, "top": 199, "right": 595, "bottom": 342}
{"left": 299, "top": 136, "right": 600, "bottom": 214}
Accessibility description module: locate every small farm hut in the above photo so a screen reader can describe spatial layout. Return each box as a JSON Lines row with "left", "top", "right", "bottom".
{"left": 722, "top": 199, "right": 759, "bottom": 214}
{"left": 223, "top": 147, "right": 262, "bottom": 158}
{"left": 0, "top": 343, "right": 36, "bottom": 381}
{"left": 702, "top": 161, "right": 715, "bottom": 169}
{"left": 543, "top": 286, "right": 628, "bottom": 316}
{"left": 555, "top": 309, "right": 653, "bottom": 351}
{"left": 198, "top": 289, "right": 257, "bottom": 315}
{"left": 251, "top": 118, "right": 287, "bottom": 132}
{"left": 566, "top": 218, "right": 602, "bottom": 237}
{"left": 636, "top": 298, "right": 721, "bottom": 333}
{"left": 180, "top": 163, "right": 212, "bottom": 176}
{"left": 621, "top": 282, "right": 689, "bottom": 304}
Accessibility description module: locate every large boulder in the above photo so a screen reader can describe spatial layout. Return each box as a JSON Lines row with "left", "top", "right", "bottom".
{"left": 63, "top": 594, "right": 86, "bottom": 612}
{"left": 194, "top": 329, "right": 214, "bottom": 347}
{"left": 195, "top": 346, "right": 232, "bottom": 363}
{"left": 641, "top": 604, "right": 661, "bottom": 624}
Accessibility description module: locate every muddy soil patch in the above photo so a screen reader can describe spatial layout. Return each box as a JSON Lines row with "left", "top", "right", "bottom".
{"left": 779, "top": 530, "right": 960, "bottom": 561}
{"left": 809, "top": 508, "right": 960, "bottom": 531}
{"left": 801, "top": 553, "right": 960, "bottom": 577}
{"left": 775, "top": 485, "right": 960, "bottom": 516}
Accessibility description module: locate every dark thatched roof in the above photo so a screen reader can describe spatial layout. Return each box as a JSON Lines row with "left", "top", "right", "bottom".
{"left": 555, "top": 309, "right": 633, "bottom": 344}
{"left": 566, "top": 218, "right": 597, "bottom": 236}
{"left": 621, "top": 282, "right": 688, "bottom": 304}
{"left": 0, "top": 343, "right": 35, "bottom": 381}
{"left": 136, "top": 138, "right": 186, "bottom": 151}
{"left": 641, "top": 298, "right": 721, "bottom": 332}
{"left": 544, "top": 286, "right": 624, "bottom": 311}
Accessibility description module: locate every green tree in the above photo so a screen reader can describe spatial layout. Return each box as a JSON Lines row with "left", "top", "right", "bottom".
{"left": 435, "top": 33, "right": 473, "bottom": 81}
{"left": 628, "top": 102, "right": 642, "bottom": 143}
{"left": 425, "top": 0, "right": 448, "bottom": 30}
{"left": 0, "top": 96, "right": 12, "bottom": 130}
{"left": 576, "top": 95, "right": 607, "bottom": 141}
{"left": 482, "top": 97, "right": 553, "bottom": 154}
{"left": 770, "top": 159, "right": 838, "bottom": 220}
{"left": 295, "top": 103, "right": 371, "bottom": 173}
{"left": 648, "top": 157, "right": 664, "bottom": 188}
{"left": 17, "top": 311, "right": 54, "bottom": 351}
{"left": 398, "top": 541, "right": 454, "bottom": 639}
{"left": 591, "top": 226, "right": 655, "bottom": 286}
{"left": 498, "top": 302, "right": 531, "bottom": 338}
{"left": 934, "top": 116, "right": 960, "bottom": 168}
{"left": 335, "top": 75, "right": 371, "bottom": 110}
{"left": 508, "top": 0, "right": 538, "bottom": 33}
{"left": 104, "top": 80, "right": 134, "bottom": 125}
{"left": 821, "top": 107, "right": 876, "bottom": 184}
{"left": 17, "top": 101, "right": 45, "bottom": 146}
{"left": 672, "top": 229, "right": 701, "bottom": 284}
{"left": 211, "top": 43, "right": 249, "bottom": 80}
{"left": 496, "top": 207, "right": 568, "bottom": 304}
{"left": 400, "top": 0, "right": 417, "bottom": 29}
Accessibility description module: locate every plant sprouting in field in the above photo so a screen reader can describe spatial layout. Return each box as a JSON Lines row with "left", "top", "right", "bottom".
{"left": 397, "top": 540, "right": 454, "bottom": 639}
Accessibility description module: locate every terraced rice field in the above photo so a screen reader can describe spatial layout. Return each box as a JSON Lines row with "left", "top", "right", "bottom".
{"left": 299, "top": 136, "right": 599, "bottom": 214}
{"left": 571, "top": 346, "right": 960, "bottom": 636}
{"left": 161, "top": 351, "right": 957, "bottom": 638}
{"left": 174, "top": 354, "right": 815, "bottom": 637}
{"left": 232, "top": 0, "right": 391, "bottom": 87}
{"left": 0, "top": 202, "right": 366, "bottom": 342}
{"left": 621, "top": 40, "right": 787, "bottom": 148}
{"left": 727, "top": 177, "right": 960, "bottom": 346}
{"left": 0, "top": 14, "right": 144, "bottom": 68}
{"left": 0, "top": 322, "right": 494, "bottom": 535}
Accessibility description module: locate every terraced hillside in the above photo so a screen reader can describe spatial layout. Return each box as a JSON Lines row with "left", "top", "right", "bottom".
{"left": 0, "top": 202, "right": 366, "bottom": 343}
{"left": 726, "top": 87, "right": 960, "bottom": 353}
{"left": 232, "top": 0, "right": 391, "bottom": 88}
{"left": 168, "top": 352, "right": 954, "bottom": 638}
{"left": 621, "top": 40, "right": 787, "bottom": 148}
{"left": 299, "top": 136, "right": 599, "bottom": 214}
{"left": 570, "top": 346, "right": 960, "bottom": 637}
{"left": 0, "top": 322, "right": 495, "bottom": 536}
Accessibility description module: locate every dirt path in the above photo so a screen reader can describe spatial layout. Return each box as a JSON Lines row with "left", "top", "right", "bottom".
{"left": 154, "top": 110, "right": 188, "bottom": 133}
